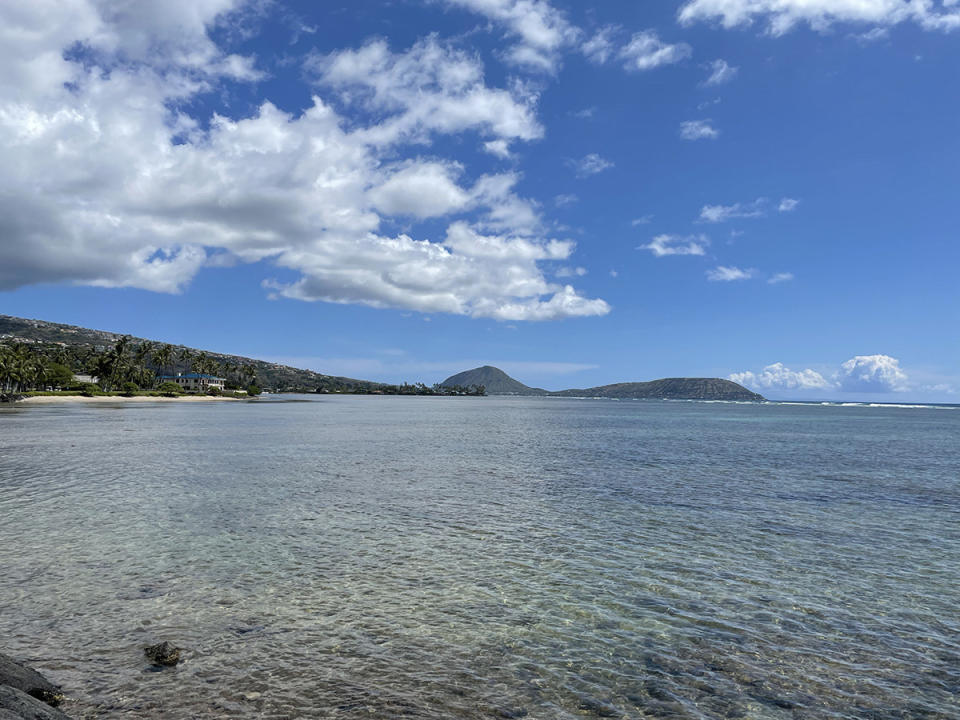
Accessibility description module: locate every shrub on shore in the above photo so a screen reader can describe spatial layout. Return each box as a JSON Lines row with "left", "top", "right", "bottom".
{"left": 78, "top": 382, "right": 99, "bottom": 397}
{"left": 157, "top": 381, "right": 181, "bottom": 397}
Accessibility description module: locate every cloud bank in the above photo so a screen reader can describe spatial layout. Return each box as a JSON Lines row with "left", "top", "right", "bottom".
{"left": 731, "top": 355, "right": 912, "bottom": 394}
{"left": 0, "top": 2, "right": 609, "bottom": 321}
{"left": 678, "top": 0, "right": 960, "bottom": 34}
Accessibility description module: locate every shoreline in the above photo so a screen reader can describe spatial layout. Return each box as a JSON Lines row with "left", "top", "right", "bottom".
{"left": 14, "top": 394, "right": 242, "bottom": 405}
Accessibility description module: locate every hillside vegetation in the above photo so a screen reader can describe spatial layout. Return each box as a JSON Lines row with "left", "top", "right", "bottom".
{"left": 442, "top": 366, "right": 765, "bottom": 401}
{"left": 0, "top": 315, "right": 483, "bottom": 396}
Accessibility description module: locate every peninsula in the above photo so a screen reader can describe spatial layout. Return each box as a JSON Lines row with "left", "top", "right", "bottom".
{"left": 441, "top": 366, "right": 765, "bottom": 401}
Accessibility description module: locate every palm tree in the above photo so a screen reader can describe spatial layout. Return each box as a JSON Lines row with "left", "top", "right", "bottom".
{"left": 191, "top": 353, "right": 209, "bottom": 375}
{"left": 132, "top": 342, "right": 153, "bottom": 389}
{"left": 153, "top": 344, "right": 173, "bottom": 384}
{"left": 177, "top": 347, "right": 193, "bottom": 374}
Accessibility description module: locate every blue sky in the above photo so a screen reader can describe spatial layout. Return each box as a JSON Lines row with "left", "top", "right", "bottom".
{"left": 1, "top": 0, "right": 958, "bottom": 400}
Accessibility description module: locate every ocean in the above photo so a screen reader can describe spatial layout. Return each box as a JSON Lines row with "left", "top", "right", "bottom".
{"left": 1, "top": 396, "right": 957, "bottom": 719}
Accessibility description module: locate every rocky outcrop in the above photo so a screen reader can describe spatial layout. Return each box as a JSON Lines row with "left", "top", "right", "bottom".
{"left": 0, "top": 653, "right": 70, "bottom": 720}
{"left": 0, "top": 654, "right": 62, "bottom": 708}
{"left": 144, "top": 642, "right": 181, "bottom": 667}
{"left": 0, "top": 686, "right": 72, "bottom": 720}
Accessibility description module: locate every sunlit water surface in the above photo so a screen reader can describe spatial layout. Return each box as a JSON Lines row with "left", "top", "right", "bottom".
{"left": 1, "top": 396, "right": 957, "bottom": 719}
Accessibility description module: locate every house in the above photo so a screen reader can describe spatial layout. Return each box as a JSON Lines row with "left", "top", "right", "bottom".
{"left": 158, "top": 372, "right": 226, "bottom": 393}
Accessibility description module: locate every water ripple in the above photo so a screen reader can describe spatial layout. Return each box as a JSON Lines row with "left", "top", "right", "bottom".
{"left": 0, "top": 398, "right": 957, "bottom": 718}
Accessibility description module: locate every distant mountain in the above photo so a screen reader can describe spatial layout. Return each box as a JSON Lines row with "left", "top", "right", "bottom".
{"left": 551, "top": 378, "right": 765, "bottom": 401}
{"left": 441, "top": 365, "right": 765, "bottom": 401}
{"left": 440, "top": 366, "right": 546, "bottom": 395}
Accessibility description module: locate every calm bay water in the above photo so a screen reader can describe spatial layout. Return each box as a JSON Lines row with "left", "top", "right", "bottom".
{"left": 0, "top": 396, "right": 957, "bottom": 719}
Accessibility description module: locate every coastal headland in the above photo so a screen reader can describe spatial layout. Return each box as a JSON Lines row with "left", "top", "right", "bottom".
{"left": 2, "top": 315, "right": 764, "bottom": 402}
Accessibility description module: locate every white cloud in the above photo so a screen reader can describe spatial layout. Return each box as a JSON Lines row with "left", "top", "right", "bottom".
{"left": 835, "top": 354, "right": 909, "bottom": 392}
{"left": 704, "top": 58, "right": 738, "bottom": 85}
{"left": 440, "top": 0, "right": 580, "bottom": 72}
{"left": 733, "top": 355, "right": 918, "bottom": 396}
{"left": 678, "top": 0, "right": 960, "bottom": 35}
{"left": 730, "top": 363, "right": 832, "bottom": 391}
{"left": 922, "top": 383, "right": 957, "bottom": 395}
{"left": 639, "top": 234, "right": 709, "bottom": 257}
{"left": 854, "top": 27, "right": 891, "bottom": 42}
{"left": 555, "top": 266, "right": 587, "bottom": 277}
{"left": 0, "top": 3, "right": 607, "bottom": 322}
{"left": 582, "top": 25, "right": 618, "bottom": 64}
{"left": 778, "top": 197, "right": 800, "bottom": 212}
{"left": 620, "top": 31, "right": 692, "bottom": 71}
{"left": 631, "top": 215, "right": 654, "bottom": 225}
{"left": 554, "top": 193, "right": 578, "bottom": 207}
{"left": 368, "top": 161, "right": 472, "bottom": 219}
{"left": 706, "top": 266, "right": 754, "bottom": 281}
{"left": 700, "top": 198, "right": 766, "bottom": 222}
{"left": 311, "top": 36, "right": 543, "bottom": 146}
{"left": 568, "top": 153, "right": 614, "bottom": 177}
{"left": 680, "top": 119, "right": 719, "bottom": 140}
{"left": 767, "top": 272, "right": 794, "bottom": 284}
{"left": 483, "top": 139, "right": 512, "bottom": 158}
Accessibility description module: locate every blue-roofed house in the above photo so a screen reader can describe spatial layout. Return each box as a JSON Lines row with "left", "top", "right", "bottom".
{"left": 158, "top": 372, "right": 226, "bottom": 393}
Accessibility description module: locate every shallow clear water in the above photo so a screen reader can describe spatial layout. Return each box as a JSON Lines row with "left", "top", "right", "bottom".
{"left": 1, "top": 396, "right": 957, "bottom": 719}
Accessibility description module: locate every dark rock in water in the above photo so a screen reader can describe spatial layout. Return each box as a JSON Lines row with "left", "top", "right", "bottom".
{"left": 144, "top": 642, "right": 181, "bottom": 667}
{"left": 0, "top": 653, "right": 63, "bottom": 707}
{"left": 0, "top": 685, "right": 72, "bottom": 720}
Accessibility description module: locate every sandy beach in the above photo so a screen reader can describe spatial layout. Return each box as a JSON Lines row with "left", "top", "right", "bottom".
{"left": 16, "top": 394, "right": 243, "bottom": 404}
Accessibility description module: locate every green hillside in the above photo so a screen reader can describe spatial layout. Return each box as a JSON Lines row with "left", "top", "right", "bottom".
{"left": 551, "top": 378, "right": 765, "bottom": 401}
{"left": 440, "top": 366, "right": 546, "bottom": 395}
{"left": 441, "top": 365, "right": 765, "bottom": 401}
{"left": 0, "top": 314, "right": 386, "bottom": 394}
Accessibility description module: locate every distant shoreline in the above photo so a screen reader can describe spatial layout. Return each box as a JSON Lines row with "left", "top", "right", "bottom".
{"left": 14, "top": 394, "right": 242, "bottom": 405}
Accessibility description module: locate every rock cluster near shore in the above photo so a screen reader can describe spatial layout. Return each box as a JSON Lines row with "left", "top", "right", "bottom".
{"left": 0, "top": 653, "right": 71, "bottom": 720}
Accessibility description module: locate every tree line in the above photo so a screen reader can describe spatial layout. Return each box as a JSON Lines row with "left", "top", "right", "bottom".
{"left": 0, "top": 338, "right": 259, "bottom": 395}
{"left": 1, "top": 338, "right": 486, "bottom": 398}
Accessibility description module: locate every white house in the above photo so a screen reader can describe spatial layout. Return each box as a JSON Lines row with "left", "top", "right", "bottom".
{"left": 158, "top": 372, "right": 226, "bottom": 393}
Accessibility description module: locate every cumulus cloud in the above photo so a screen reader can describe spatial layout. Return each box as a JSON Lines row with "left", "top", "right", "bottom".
{"left": 440, "top": 0, "right": 580, "bottom": 72}
{"left": 835, "top": 354, "right": 909, "bottom": 392}
{"left": 704, "top": 58, "right": 738, "bottom": 85}
{"left": 368, "top": 161, "right": 472, "bottom": 219}
{"left": 731, "top": 355, "right": 912, "bottom": 395}
{"left": 680, "top": 119, "right": 719, "bottom": 140}
{"left": 730, "top": 363, "right": 831, "bottom": 391}
{"left": 678, "top": 0, "right": 960, "bottom": 35}
{"left": 0, "top": 2, "right": 607, "bottom": 321}
{"left": 483, "top": 139, "right": 512, "bottom": 158}
{"left": 706, "top": 266, "right": 754, "bottom": 281}
{"left": 310, "top": 36, "right": 543, "bottom": 146}
{"left": 620, "top": 31, "right": 692, "bottom": 71}
{"left": 568, "top": 153, "right": 614, "bottom": 177}
{"left": 699, "top": 198, "right": 766, "bottom": 222}
{"left": 639, "top": 234, "right": 709, "bottom": 257}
